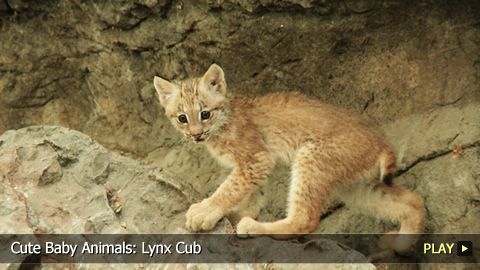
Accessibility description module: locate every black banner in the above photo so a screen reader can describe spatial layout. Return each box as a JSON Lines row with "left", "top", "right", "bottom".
{"left": 1, "top": 234, "right": 478, "bottom": 264}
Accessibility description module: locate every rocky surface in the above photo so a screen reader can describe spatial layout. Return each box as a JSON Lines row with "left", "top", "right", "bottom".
{"left": 315, "top": 99, "right": 480, "bottom": 234}
{"left": 0, "top": 126, "right": 201, "bottom": 236}
{"left": 0, "top": 126, "right": 195, "bottom": 268}
{"left": 0, "top": 126, "right": 375, "bottom": 269}
{"left": 1, "top": 0, "right": 478, "bottom": 155}
{"left": 0, "top": 0, "right": 479, "bottom": 269}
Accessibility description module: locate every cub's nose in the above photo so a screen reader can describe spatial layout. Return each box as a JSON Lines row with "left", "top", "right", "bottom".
{"left": 192, "top": 133, "right": 202, "bottom": 139}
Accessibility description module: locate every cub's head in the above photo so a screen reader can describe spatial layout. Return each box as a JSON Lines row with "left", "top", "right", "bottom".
{"left": 153, "top": 64, "right": 231, "bottom": 143}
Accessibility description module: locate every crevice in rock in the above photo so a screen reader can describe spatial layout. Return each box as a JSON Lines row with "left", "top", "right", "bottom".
{"left": 397, "top": 141, "right": 480, "bottom": 177}
{"left": 199, "top": 40, "right": 219, "bottom": 47}
{"left": 138, "top": 115, "right": 152, "bottom": 126}
{"left": 113, "top": 40, "right": 154, "bottom": 53}
{"left": 106, "top": 189, "right": 123, "bottom": 216}
{"left": 124, "top": 9, "right": 152, "bottom": 31}
{"left": 166, "top": 20, "right": 199, "bottom": 49}
{"left": 19, "top": 254, "right": 42, "bottom": 269}
{"left": 4, "top": 171, "right": 36, "bottom": 233}
{"left": 280, "top": 57, "right": 303, "bottom": 65}
{"left": 41, "top": 139, "right": 79, "bottom": 168}
{"left": 435, "top": 95, "right": 464, "bottom": 107}
{"left": 270, "top": 34, "right": 287, "bottom": 49}
{"left": 471, "top": 199, "right": 480, "bottom": 207}
{"left": 362, "top": 92, "right": 375, "bottom": 113}
{"left": 321, "top": 202, "right": 345, "bottom": 220}
{"left": 446, "top": 133, "right": 460, "bottom": 145}
{"left": 251, "top": 64, "right": 268, "bottom": 78}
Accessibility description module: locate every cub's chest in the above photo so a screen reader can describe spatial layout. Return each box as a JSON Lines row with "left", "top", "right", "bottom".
{"left": 206, "top": 140, "right": 237, "bottom": 168}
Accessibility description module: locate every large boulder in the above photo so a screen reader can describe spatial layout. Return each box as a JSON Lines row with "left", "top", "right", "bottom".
{"left": 0, "top": 126, "right": 375, "bottom": 269}
{"left": 0, "top": 126, "right": 200, "bottom": 236}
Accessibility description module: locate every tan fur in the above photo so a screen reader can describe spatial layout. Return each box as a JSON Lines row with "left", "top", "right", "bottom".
{"left": 153, "top": 64, "right": 425, "bottom": 253}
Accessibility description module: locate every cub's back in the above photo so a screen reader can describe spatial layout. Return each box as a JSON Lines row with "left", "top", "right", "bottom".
{"left": 246, "top": 92, "right": 387, "bottom": 164}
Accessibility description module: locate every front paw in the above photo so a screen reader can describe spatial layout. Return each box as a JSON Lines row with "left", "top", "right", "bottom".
{"left": 186, "top": 199, "right": 224, "bottom": 231}
{"left": 236, "top": 216, "right": 262, "bottom": 238}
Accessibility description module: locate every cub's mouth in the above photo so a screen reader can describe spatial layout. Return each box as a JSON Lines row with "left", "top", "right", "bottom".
{"left": 189, "top": 130, "right": 210, "bottom": 143}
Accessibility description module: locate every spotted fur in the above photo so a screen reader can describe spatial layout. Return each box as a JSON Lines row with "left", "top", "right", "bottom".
{"left": 154, "top": 64, "right": 425, "bottom": 254}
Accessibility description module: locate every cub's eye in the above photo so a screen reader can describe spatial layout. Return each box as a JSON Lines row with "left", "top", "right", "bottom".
{"left": 178, "top": 114, "right": 188, "bottom": 123}
{"left": 200, "top": 111, "right": 211, "bottom": 120}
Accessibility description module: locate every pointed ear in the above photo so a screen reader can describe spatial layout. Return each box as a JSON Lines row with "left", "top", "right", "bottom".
{"left": 153, "top": 76, "right": 177, "bottom": 107}
{"left": 201, "top": 64, "right": 227, "bottom": 95}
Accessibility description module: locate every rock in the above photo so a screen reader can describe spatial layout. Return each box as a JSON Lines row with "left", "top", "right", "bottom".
{"left": 0, "top": 1, "right": 9, "bottom": 12}
{"left": 0, "top": 126, "right": 202, "bottom": 235}
{"left": 0, "top": 126, "right": 374, "bottom": 269}
{"left": 0, "top": 162, "right": 34, "bottom": 264}
{"left": 0, "top": 126, "right": 194, "bottom": 268}
{"left": 314, "top": 99, "right": 480, "bottom": 238}
{"left": 381, "top": 100, "right": 480, "bottom": 172}
{"left": 1, "top": 0, "right": 479, "bottom": 156}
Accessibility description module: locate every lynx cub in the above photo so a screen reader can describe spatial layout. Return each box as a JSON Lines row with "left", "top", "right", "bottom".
{"left": 154, "top": 64, "right": 425, "bottom": 253}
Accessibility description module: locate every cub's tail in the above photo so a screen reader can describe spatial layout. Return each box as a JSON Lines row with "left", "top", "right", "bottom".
{"left": 379, "top": 147, "right": 397, "bottom": 186}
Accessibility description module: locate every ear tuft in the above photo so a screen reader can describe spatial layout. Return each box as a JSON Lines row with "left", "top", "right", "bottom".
{"left": 153, "top": 76, "right": 176, "bottom": 107}
{"left": 201, "top": 64, "right": 227, "bottom": 94}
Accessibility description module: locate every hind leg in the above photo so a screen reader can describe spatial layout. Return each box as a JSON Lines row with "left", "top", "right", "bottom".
{"left": 347, "top": 184, "right": 425, "bottom": 254}
{"left": 237, "top": 144, "right": 333, "bottom": 238}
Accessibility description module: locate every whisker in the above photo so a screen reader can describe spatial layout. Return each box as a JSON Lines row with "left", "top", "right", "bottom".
{"left": 179, "top": 136, "right": 189, "bottom": 145}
